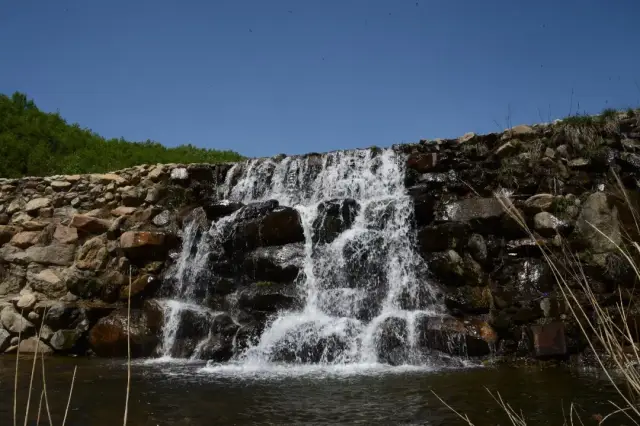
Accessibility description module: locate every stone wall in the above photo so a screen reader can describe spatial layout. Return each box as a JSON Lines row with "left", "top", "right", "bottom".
{"left": 1, "top": 110, "right": 640, "bottom": 362}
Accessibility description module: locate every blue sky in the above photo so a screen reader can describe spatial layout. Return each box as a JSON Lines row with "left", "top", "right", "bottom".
{"left": 1, "top": 1, "right": 639, "bottom": 157}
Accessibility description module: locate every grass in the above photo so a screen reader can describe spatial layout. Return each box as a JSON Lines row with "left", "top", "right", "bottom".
{"left": 434, "top": 169, "right": 640, "bottom": 424}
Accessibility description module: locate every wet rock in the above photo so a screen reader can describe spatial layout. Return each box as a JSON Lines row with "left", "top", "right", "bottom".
{"left": 416, "top": 316, "right": 495, "bottom": 357}
{"left": 533, "top": 212, "right": 567, "bottom": 237}
{"left": 228, "top": 206, "right": 304, "bottom": 252}
{"left": 18, "top": 337, "right": 53, "bottom": 354}
{"left": 444, "top": 286, "right": 492, "bottom": 314}
{"left": 49, "top": 329, "right": 83, "bottom": 352}
{"left": 467, "top": 234, "right": 487, "bottom": 263}
{"left": 407, "top": 152, "right": 438, "bottom": 173}
{"left": 152, "top": 210, "right": 171, "bottom": 227}
{"left": 376, "top": 317, "right": 409, "bottom": 365}
{"left": 89, "top": 308, "right": 160, "bottom": 357}
{"left": 238, "top": 283, "right": 299, "bottom": 313}
{"left": 408, "top": 185, "right": 437, "bottom": 227}
{"left": 573, "top": 192, "right": 621, "bottom": 253}
{"left": 531, "top": 322, "right": 567, "bottom": 358}
{"left": 243, "top": 243, "right": 304, "bottom": 283}
{"left": 76, "top": 236, "right": 109, "bottom": 270}
{"left": 1, "top": 306, "right": 34, "bottom": 334}
{"left": 417, "top": 222, "right": 470, "bottom": 253}
{"left": 119, "top": 274, "right": 159, "bottom": 300}
{"left": 492, "top": 258, "right": 553, "bottom": 309}
{"left": 312, "top": 199, "right": 359, "bottom": 244}
{"left": 70, "top": 215, "right": 112, "bottom": 234}
{"left": 203, "top": 200, "right": 244, "bottom": 221}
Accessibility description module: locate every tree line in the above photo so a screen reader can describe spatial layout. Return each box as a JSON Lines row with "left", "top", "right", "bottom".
{"left": 0, "top": 92, "right": 244, "bottom": 178}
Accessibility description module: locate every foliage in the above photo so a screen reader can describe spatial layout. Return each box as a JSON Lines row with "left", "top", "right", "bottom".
{"left": 0, "top": 92, "right": 244, "bottom": 178}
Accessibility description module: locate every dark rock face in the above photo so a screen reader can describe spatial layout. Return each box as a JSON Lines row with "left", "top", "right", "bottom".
{"left": 376, "top": 317, "right": 409, "bottom": 365}
{"left": 312, "top": 199, "right": 359, "bottom": 244}
{"left": 243, "top": 244, "right": 304, "bottom": 283}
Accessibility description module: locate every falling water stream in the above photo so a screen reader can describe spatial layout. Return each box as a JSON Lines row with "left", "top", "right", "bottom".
{"left": 158, "top": 148, "right": 447, "bottom": 372}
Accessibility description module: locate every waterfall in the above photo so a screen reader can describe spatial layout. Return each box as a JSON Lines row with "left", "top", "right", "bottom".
{"left": 158, "top": 148, "right": 447, "bottom": 368}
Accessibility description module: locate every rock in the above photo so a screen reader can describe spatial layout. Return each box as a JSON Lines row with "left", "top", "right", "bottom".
{"left": 437, "top": 198, "right": 504, "bottom": 229}
{"left": 202, "top": 200, "right": 243, "bottom": 221}
{"left": 27, "top": 311, "right": 39, "bottom": 322}
{"left": 376, "top": 317, "right": 409, "bottom": 365}
{"left": 119, "top": 274, "right": 159, "bottom": 300}
{"left": 25, "top": 197, "right": 51, "bottom": 214}
{"left": 238, "top": 283, "right": 299, "bottom": 313}
{"left": 312, "top": 199, "right": 359, "bottom": 244}
{"left": 145, "top": 185, "right": 165, "bottom": 204}
{"left": 64, "top": 268, "right": 102, "bottom": 299}
{"left": 16, "top": 293, "right": 37, "bottom": 311}
{"left": 407, "top": 153, "right": 438, "bottom": 173}
{"left": 76, "top": 236, "right": 109, "bottom": 270}
{"left": 533, "top": 212, "right": 567, "bottom": 237}
{"left": 111, "top": 206, "right": 137, "bottom": 217}
{"left": 152, "top": 210, "right": 171, "bottom": 227}
{"left": 524, "top": 194, "right": 555, "bottom": 212}
{"left": 466, "top": 234, "right": 487, "bottom": 263}
{"left": 0, "top": 225, "right": 19, "bottom": 244}
{"left": 10, "top": 231, "right": 41, "bottom": 249}
{"left": 458, "top": 132, "right": 476, "bottom": 143}
{"left": 573, "top": 192, "right": 621, "bottom": 253}
{"left": 50, "top": 181, "right": 72, "bottom": 191}
{"left": 49, "top": 329, "right": 82, "bottom": 352}
{"left": 0, "top": 329, "right": 10, "bottom": 352}
{"left": 1, "top": 306, "right": 34, "bottom": 333}
{"left": 89, "top": 174, "right": 125, "bottom": 185}
{"left": 40, "top": 302, "right": 90, "bottom": 331}
{"left": 147, "top": 166, "right": 165, "bottom": 182}
{"left": 29, "top": 269, "right": 67, "bottom": 298}
{"left": 444, "top": 286, "right": 492, "bottom": 314}
{"left": 70, "top": 215, "right": 112, "bottom": 234}
{"left": 53, "top": 226, "right": 79, "bottom": 244}
{"left": 495, "top": 141, "right": 518, "bottom": 157}
{"left": 531, "top": 322, "right": 567, "bottom": 358}
{"left": 0, "top": 264, "right": 26, "bottom": 296}
{"left": 18, "top": 337, "right": 53, "bottom": 354}
{"left": 568, "top": 158, "right": 590, "bottom": 168}
{"left": 22, "top": 221, "right": 49, "bottom": 231}
{"left": 508, "top": 124, "right": 535, "bottom": 136}
{"left": 24, "top": 244, "right": 76, "bottom": 266}
{"left": 227, "top": 206, "right": 304, "bottom": 252}
{"left": 416, "top": 316, "right": 495, "bottom": 357}
{"left": 121, "top": 187, "right": 145, "bottom": 207}
{"left": 243, "top": 244, "right": 304, "bottom": 283}
{"left": 89, "top": 308, "right": 160, "bottom": 357}
{"left": 7, "top": 198, "right": 25, "bottom": 215}
{"left": 120, "top": 231, "right": 170, "bottom": 260}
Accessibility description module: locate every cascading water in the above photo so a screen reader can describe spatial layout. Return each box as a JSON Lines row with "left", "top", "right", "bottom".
{"left": 158, "top": 148, "right": 450, "bottom": 369}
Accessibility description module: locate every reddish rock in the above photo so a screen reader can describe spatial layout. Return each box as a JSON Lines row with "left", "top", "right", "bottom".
{"left": 88, "top": 308, "right": 159, "bottom": 357}
{"left": 10, "top": 231, "right": 40, "bottom": 249}
{"left": 111, "top": 206, "right": 137, "bottom": 217}
{"left": 531, "top": 322, "right": 567, "bottom": 358}
{"left": 70, "top": 215, "right": 112, "bottom": 234}
{"left": 120, "top": 231, "right": 170, "bottom": 261}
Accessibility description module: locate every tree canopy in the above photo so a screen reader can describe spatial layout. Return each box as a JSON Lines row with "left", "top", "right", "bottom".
{"left": 0, "top": 92, "right": 244, "bottom": 178}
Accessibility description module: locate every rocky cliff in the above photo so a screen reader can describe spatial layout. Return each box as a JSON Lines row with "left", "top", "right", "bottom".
{"left": 1, "top": 110, "right": 639, "bottom": 363}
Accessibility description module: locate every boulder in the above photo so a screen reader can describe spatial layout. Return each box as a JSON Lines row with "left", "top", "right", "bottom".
{"left": 25, "top": 197, "right": 51, "bottom": 214}
{"left": 24, "top": 244, "right": 76, "bottom": 266}
{"left": 444, "top": 286, "right": 493, "bottom": 314}
{"left": 417, "top": 222, "right": 470, "bottom": 253}
{"left": 436, "top": 198, "right": 504, "bottom": 229}
{"left": 49, "top": 329, "right": 83, "bottom": 352}
{"left": 53, "top": 226, "right": 79, "bottom": 245}
{"left": 119, "top": 274, "right": 160, "bottom": 300}
{"left": 312, "top": 199, "right": 359, "bottom": 244}
{"left": 70, "top": 215, "right": 112, "bottom": 234}
{"left": 376, "top": 317, "right": 409, "bottom": 365}
{"left": 416, "top": 316, "right": 495, "bottom": 357}
{"left": 0, "top": 225, "right": 19, "bottom": 245}
{"left": 120, "top": 231, "right": 170, "bottom": 261}
{"left": 0, "top": 329, "right": 10, "bottom": 352}
{"left": 238, "top": 283, "right": 299, "bottom": 313}
{"left": 407, "top": 152, "right": 439, "bottom": 173}
{"left": 243, "top": 244, "right": 304, "bottom": 283}
{"left": 64, "top": 268, "right": 103, "bottom": 299}
{"left": 17, "top": 337, "right": 53, "bottom": 354}
{"left": 1, "top": 306, "right": 34, "bottom": 334}
{"left": 28, "top": 268, "right": 67, "bottom": 299}
{"left": 88, "top": 308, "right": 160, "bottom": 357}
{"left": 0, "top": 264, "right": 26, "bottom": 296}
{"left": 75, "top": 236, "right": 109, "bottom": 270}
{"left": 524, "top": 194, "right": 555, "bottom": 213}
{"left": 50, "top": 181, "right": 72, "bottom": 191}
{"left": 202, "top": 200, "right": 243, "bottom": 221}
{"left": 531, "top": 322, "right": 567, "bottom": 358}
{"left": 227, "top": 205, "right": 304, "bottom": 252}
{"left": 573, "top": 192, "right": 621, "bottom": 253}
{"left": 16, "top": 293, "right": 37, "bottom": 311}
{"left": 10, "top": 231, "right": 41, "bottom": 249}
{"left": 533, "top": 212, "right": 567, "bottom": 237}
{"left": 151, "top": 210, "right": 171, "bottom": 227}
{"left": 466, "top": 234, "right": 487, "bottom": 263}
{"left": 111, "top": 206, "right": 137, "bottom": 217}
{"left": 121, "top": 188, "right": 145, "bottom": 207}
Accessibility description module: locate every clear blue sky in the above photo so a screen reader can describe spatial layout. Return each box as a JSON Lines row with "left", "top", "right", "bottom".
{"left": 1, "top": 1, "right": 639, "bottom": 157}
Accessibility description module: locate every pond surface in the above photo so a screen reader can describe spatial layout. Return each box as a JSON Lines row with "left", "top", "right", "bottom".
{"left": 0, "top": 356, "right": 630, "bottom": 425}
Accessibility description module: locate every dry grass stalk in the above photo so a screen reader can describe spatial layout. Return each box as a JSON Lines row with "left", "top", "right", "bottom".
{"left": 61, "top": 365, "right": 77, "bottom": 426}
